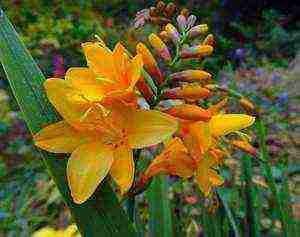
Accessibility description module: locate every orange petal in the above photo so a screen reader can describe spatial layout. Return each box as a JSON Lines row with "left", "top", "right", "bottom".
{"left": 210, "top": 114, "right": 255, "bottom": 137}
{"left": 164, "top": 104, "right": 212, "bottom": 122}
{"left": 148, "top": 33, "right": 171, "bottom": 62}
{"left": 67, "top": 142, "right": 114, "bottom": 204}
{"left": 136, "top": 42, "right": 163, "bottom": 84}
{"left": 163, "top": 85, "right": 212, "bottom": 100}
{"left": 33, "top": 121, "right": 86, "bottom": 153}
{"left": 110, "top": 145, "right": 134, "bottom": 195}
{"left": 127, "top": 109, "right": 178, "bottom": 149}
{"left": 185, "top": 121, "right": 212, "bottom": 156}
{"left": 195, "top": 158, "right": 211, "bottom": 196}
{"left": 144, "top": 138, "right": 196, "bottom": 180}
{"left": 44, "top": 78, "right": 90, "bottom": 125}
{"left": 202, "top": 34, "right": 215, "bottom": 46}
{"left": 128, "top": 54, "right": 143, "bottom": 90}
{"left": 81, "top": 42, "right": 117, "bottom": 81}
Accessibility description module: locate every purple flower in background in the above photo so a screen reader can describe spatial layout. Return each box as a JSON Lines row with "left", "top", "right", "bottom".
{"left": 52, "top": 53, "right": 65, "bottom": 78}
{"left": 234, "top": 48, "right": 246, "bottom": 61}
{"left": 271, "top": 72, "right": 281, "bottom": 83}
{"left": 255, "top": 68, "right": 265, "bottom": 77}
{"left": 277, "top": 92, "right": 289, "bottom": 104}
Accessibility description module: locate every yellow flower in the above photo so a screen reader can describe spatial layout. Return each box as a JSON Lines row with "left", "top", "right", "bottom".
{"left": 32, "top": 224, "right": 80, "bottom": 237}
{"left": 47, "top": 41, "right": 143, "bottom": 123}
{"left": 143, "top": 113, "right": 255, "bottom": 196}
{"left": 34, "top": 99, "right": 178, "bottom": 204}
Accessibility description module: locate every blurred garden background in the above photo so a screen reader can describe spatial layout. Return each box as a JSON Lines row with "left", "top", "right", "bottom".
{"left": 0, "top": 0, "right": 299, "bottom": 236}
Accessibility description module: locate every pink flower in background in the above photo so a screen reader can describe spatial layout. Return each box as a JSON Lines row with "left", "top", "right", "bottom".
{"left": 52, "top": 53, "right": 65, "bottom": 78}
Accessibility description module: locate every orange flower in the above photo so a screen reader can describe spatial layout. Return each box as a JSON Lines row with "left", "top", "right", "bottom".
{"left": 136, "top": 42, "right": 164, "bottom": 85}
{"left": 34, "top": 103, "right": 178, "bottom": 204}
{"left": 148, "top": 33, "right": 172, "bottom": 62}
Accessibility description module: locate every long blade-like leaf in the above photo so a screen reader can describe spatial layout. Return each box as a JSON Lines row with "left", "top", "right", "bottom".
{"left": 0, "top": 8, "right": 136, "bottom": 236}
{"left": 147, "top": 175, "right": 173, "bottom": 237}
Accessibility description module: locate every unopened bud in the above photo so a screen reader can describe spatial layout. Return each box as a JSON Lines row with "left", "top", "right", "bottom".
{"left": 177, "top": 15, "right": 187, "bottom": 32}
{"left": 159, "top": 31, "right": 170, "bottom": 42}
{"left": 186, "top": 15, "right": 197, "bottom": 29}
{"left": 239, "top": 98, "right": 255, "bottom": 113}
{"left": 164, "top": 2, "right": 176, "bottom": 17}
{"left": 180, "top": 8, "right": 189, "bottom": 18}
{"left": 156, "top": 1, "right": 166, "bottom": 11}
{"left": 163, "top": 85, "right": 212, "bottom": 100}
{"left": 164, "top": 104, "right": 212, "bottom": 122}
{"left": 232, "top": 140, "right": 257, "bottom": 157}
{"left": 136, "top": 43, "right": 164, "bottom": 85}
{"left": 170, "top": 70, "right": 212, "bottom": 82}
{"left": 165, "top": 23, "right": 180, "bottom": 44}
{"left": 148, "top": 33, "right": 172, "bottom": 62}
{"left": 180, "top": 45, "right": 213, "bottom": 59}
{"left": 136, "top": 76, "right": 154, "bottom": 102}
{"left": 208, "top": 98, "right": 228, "bottom": 115}
{"left": 202, "top": 34, "right": 215, "bottom": 46}
{"left": 188, "top": 24, "right": 208, "bottom": 38}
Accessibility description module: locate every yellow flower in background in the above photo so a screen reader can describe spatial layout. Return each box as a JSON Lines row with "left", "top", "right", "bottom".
{"left": 34, "top": 101, "right": 178, "bottom": 204}
{"left": 32, "top": 224, "right": 80, "bottom": 237}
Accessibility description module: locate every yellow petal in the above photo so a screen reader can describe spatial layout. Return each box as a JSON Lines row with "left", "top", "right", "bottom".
{"left": 210, "top": 114, "right": 255, "bottom": 137}
{"left": 67, "top": 142, "right": 114, "bottom": 204}
{"left": 128, "top": 54, "right": 143, "bottom": 90}
{"left": 44, "top": 78, "right": 90, "bottom": 125}
{"left": 110, "top": 145, "right": 134, "bottom": 195}
{"left": 195, "top": 159, "right": 211, "bottom": 196}
{"left": 81, "top": 42, "right": 117, "bottom": 81}
{"left": 33, "top": 121, "right": 86, "bottom": 153}
{"left": 127, "top": 110, "right": 178, "bottom": 148}
{"left": 65, "top": 67, "right": 106, "bottom": 101}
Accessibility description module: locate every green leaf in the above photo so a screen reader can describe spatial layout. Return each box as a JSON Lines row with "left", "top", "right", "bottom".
{"left": 0, "top": 8, "right": 136, "bottom": 236}
{"left": 147, "top": 175, "right": 173, "bottom": 237}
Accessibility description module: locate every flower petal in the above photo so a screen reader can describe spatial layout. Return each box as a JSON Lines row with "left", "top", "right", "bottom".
{"left": 33, "top": 121, "right": 86, "bottom": 153}
{"left": 44, "top": 78, "right": 90, "bottom": 124}
{"left": 128, "top": 54, "right": 143, "bottom": 90}
{"left": 81, "top": 42, "right": 117, "bottom": 81}
{"left": 210, "top": 114, "right": 255, "bottom": 137}
{"left": 65, "top": 67, "right": 106, "bottom": 101}
{"left": 67, "top": 142, "right": 114, "bottom": 204}
{"left": 127, "top": 110, "right": 178, "bottom": 148}
{"left": 144, "top": 138, "right": 196, "bottom": 180}
{"left": 110, "top": 145, "right": 134, "bottom": 195}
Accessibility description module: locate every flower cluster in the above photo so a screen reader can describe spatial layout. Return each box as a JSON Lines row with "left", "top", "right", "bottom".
{"left": 34, "top": 3, "right": 256, "bottom": 204}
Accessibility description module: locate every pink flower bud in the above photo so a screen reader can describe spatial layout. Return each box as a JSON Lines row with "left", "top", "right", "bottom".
{"left": 148, "top": 33, "right": 172, "bottom": 62}
{"left": 180, "top": 45, "right": 213, "bottom": 59}
{"left": 188, "top": 24, "right": 208, "bottom": 38}
{"left": 176, "top": 15, "right": 187, "bottom": 32}
{"left": 165, "top": 23, "right": 180, "bottom": 44}
{"left": 186, "top": 15, "right": 197, "bottom": 29}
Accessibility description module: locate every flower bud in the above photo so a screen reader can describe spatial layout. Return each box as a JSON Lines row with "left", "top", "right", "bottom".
{"left": 148, "top": 33, "right": 172, "bottom": 62}
{"left": 170, "top": 70, "right": 212, "bottom": 82}
{"left": 165, "top": 23, "right": 180, "bottom": 44}
{"left": 149, "top": 7, "right": 158, "bottom": 17}
{"left": 188, "top": 24, "right": 208, "bottom": 38}
{"left": 177, "top": 15, "right": 187, "bottom": 32}
{"left": 239, "top": 98, "right": 255, "bottom": 113}
{"left": 180, "top": 45, "right": 213, "bottom": 59}
{"left": 180, "top": 8, "right": 189, "bottom": 18}
{"left": 136, "top": 42, "right": 164, "bottom": 85}
{"left": 186, "top": 15, "right": 197, "bottom": 29}
{"left": 156, "top": 1, "right": 166, "bottom": 11}
{"left": 202, "top": 34, "right": 215, "bottom": 46}
{"left": 164, "top": 104, "right": 212, "bottom": 122}
{"left": 232, "top": 140, "right": 257, "bottom": 157}
{"left": 163, "top": 85, "right": 212, "bottom": 100}
{"left": 159, "top": 31, "right": 170, "bottom": 42}
{"left": 136, "top": 76, "right": 154, "bottom": 102}
{"left": 164, "top": 2, "right": 176, "bottom": 17}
